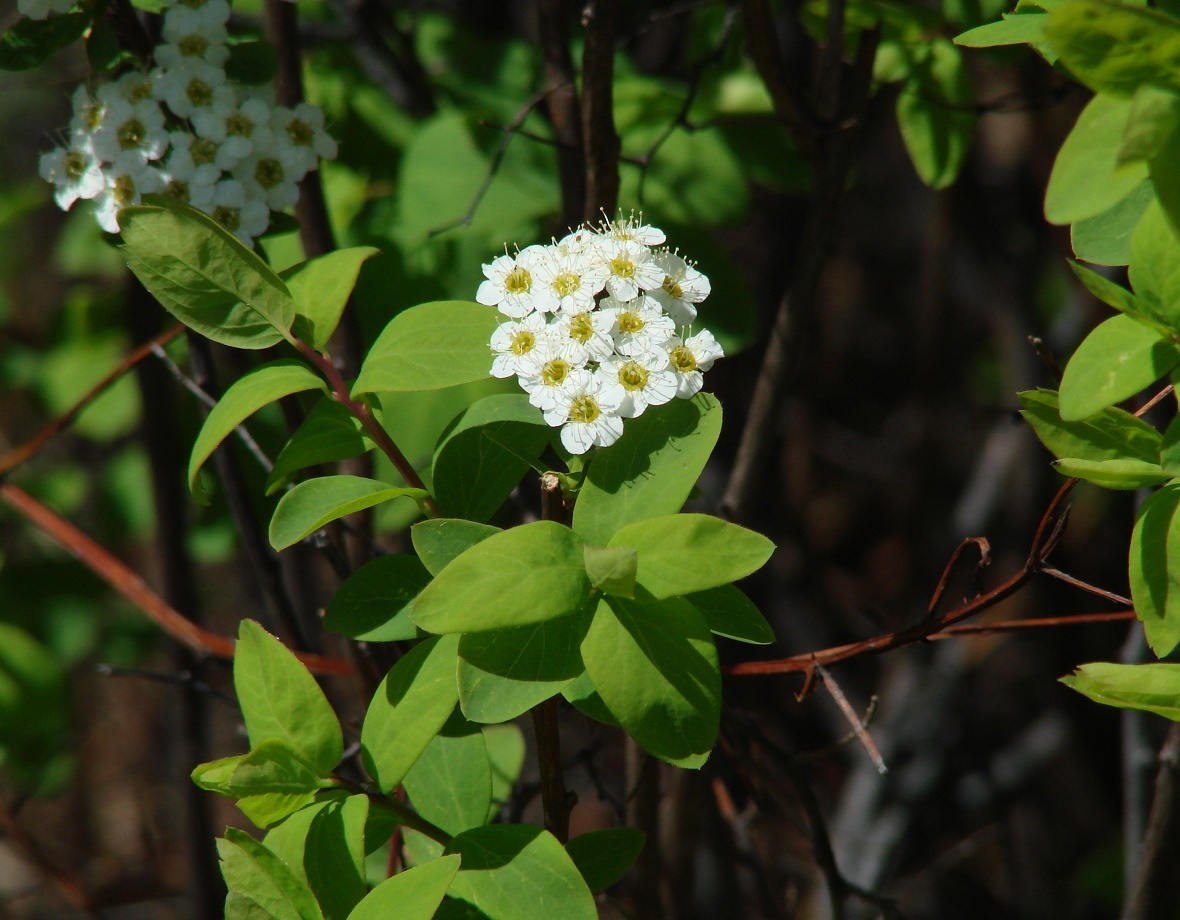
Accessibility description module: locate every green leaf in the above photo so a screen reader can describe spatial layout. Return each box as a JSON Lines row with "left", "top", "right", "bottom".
{"left": 456, "top": 607, "right": 591, "bottom": 723}
{"left": 1018, "top": 388, "right": 1162, "bottom": 462}
{"left": 954, "top": 10, "right": 1050, "bottom": 48}
{"left": 1062, "top": 661, "right": 1180, "bottom": 720}
{"left": 285, "top": 247, "right": 380, "bottom": 350}
{"left": 234, "top": 620, "right": 344, "bottom": 777}
{"left": 305, "top": 796, "right": 369, "bottom": 920}
{"left": 265, "top": 396, "right": 374, "bottom": 496}
{"left": 347, "top": 855, "right": 461, "bottom": 920}
{"left": 360, "top": 635, "right": 460, "bottom": 793}
{"left": 1058, "top": 314, "right": 1179, "bottom": 420}
{"left": 269, "top": 475, "right": 428, "bottom": 550}
{"left": 1071, "top": 180, "right": 1152, "bottom": 266}
{"left": 1069, "top": 260, "right": 1155, "bottom": 326}
{"left": 685, "top": 584, "right": 776, "bottom": 645}
{"left": 1119, "top": 85, "right": 1180, "bottom": 165}
{"left": 1130, "top": 484, "right": 1180, "bottom": 655}
{"left": 483, "top": 725, "right": 525, "bottom": 821}
{"left": 581, "top": 595, "right": 721, "bottom": 767}
{"left": 1045, "top": 0, "right": 1180, "bottom": 96}
{"left": 1129, "top": 201, "right": 1180, "bottom": 325}
{"left": 404, "top": 715, "right": 492, "bottom": 836}
{"left": 432, "top": 394, "right": 551, "bottom": 522}
{"left": 1045, "top": 94, "right": 1149, "bottom": 225}
{"left": 226, "top": 891, "right": 273, "bottom": 919}
{"left": 1148, "top": 127, "right": 1180, "bottom": 239}
{"left": 566, "top": 828, "right": 646, "bottom": 893}
{"left": 411, "top": 521, "right": 591, "bottom": 633}
{"left": 583, "top": 545, "right": 638, "bottom": 597}
{"left": 895, "top": 38, "right": 976, "bottom": 189}
{"left": 224, "top": 39, "right": 279, "bottom": 84}
{"left": 0, "top": 12, "right": 89, "bottom": 71}
{"left": 561, "top": 670, "right": 620, "bottom": 727}
{"left": 1160, "top": 412, "right": 1180, "bottom": 474}
{"left": 218, "top": 829, "right": 324, "bottom": 920}
{"left": 324, "top": 554, "right": 431, "bottom": 642}
{"left": 608, "top": 514, "right": 775, "bottom": 600}
{"left": 230, "top": 745, "right": 323, "bottom": 829}
{"left": 1051, "top": 456, "right": 1172, "bottom": 488}
{"left": 411, "top": 519, "right": 503, "bottom": 576}
{"left": 86, "top": 13, "right": 122, "bottom": 71}
{"left": 444, "top": 826, "right": 597, "bottom": 920}
{"left": 351, "top": 301, "right": 500, "bottom": 395}
{"left": 120, "top": 197, "right": 296, "bottom": 349}
{"left": 188, "top": 359, "right": 326, "bottom": 495}
{"left": 574, "top": 394, "right": 722, "bottom": 545}
{"left": 192, "top": 754, "right": 245, "bottom": 795}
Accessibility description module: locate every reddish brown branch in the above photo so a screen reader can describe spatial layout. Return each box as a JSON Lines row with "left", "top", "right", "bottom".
{"left": 931, "top": 610, "right": 1135, "bottom": 637}
{"left": 0, "top": 482, "right": 351, "bottom": 677}
{"left": 0, "top": 324, "right": 184, "bottom": 477}
{"left": 816, "top": 666, "right": 887, "bottom": 774}
{"left": 926, "top": 536, "right": 991, "bottom": 617}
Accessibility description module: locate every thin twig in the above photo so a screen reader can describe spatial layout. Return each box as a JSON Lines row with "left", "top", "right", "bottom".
{"left": 816, "top": 667, "right": 887, "bottom": 774}
{"left": 926, "top": 536, "right": 992, "bottom": 618}
{"left": 1038, "top": 565, "right": 1133, "bottom": 607}
{"left": 0, "top": 481, "right": 352, "bottom": 676}
{"left": 1124, "top": 722, "right": 1180, "bottom": 920}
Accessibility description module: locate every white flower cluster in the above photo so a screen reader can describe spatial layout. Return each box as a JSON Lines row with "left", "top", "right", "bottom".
{"left": 36, "top": 0, "right": 337, "bottom": 247}
{"left": 480, "top": 217, "right": 723, "bottom": 455}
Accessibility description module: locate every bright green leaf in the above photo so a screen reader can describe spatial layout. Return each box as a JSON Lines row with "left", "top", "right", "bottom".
{"left": 444, "top": 825, "right": 597, "bottom": 920}
{"left": 404, "top": 716, "right": 492, "bottom": 836}
{"left": 583, "top": 545, "right": 638, "bottom": 597}
{"left": 685, "top": 584, "right": 776, "bottom": 645}
{"left": 218, "top": 829, "right": 324, "bottom": 920}
{"left": 188, "top": 359, "right": 326, "bottom": 495}
{"left": 581, "top": 596, "right": 720, "bottom": 767}
{"left": 1130, "top": 484, "right": 1180, "bottom": 656}
{"left": 270, "top": 475, "right": 427, "bottom": 550}
{"left": 265, "top": 396, "right": 374, "bottom": 495}
{"left": 1058, "top": 314, "right": 1179, "bottom": 420}
{"left": 574, "top": 394, "right": 722, "bottom": 545}
{"left": 609, "top": 514, "right": 774, "bottom": 600}
{"left": 483, "top": 725, "right": 525, "bottom": 821}
{"left": 285, "top": 247, "right": 380, "bottom": 350}
{"left": 411, "top": 519, "right": 503, "bottom": 576}
{"left": 411, "top": 521, "right": 591, "bottom": 633}
{"left": 192, "top": 754, "right": 245, "bottom": 795}
{"left": 1045, "top": 0, "right": 1180, "bottom": 95}
{"left": 1129, "top": 201, "right": 1180, "bottom": 326}
{"left": 1119, "top": 85, "right": 1180, "bottom": 165}
{"left": 306, "top": 796, "right": 369, "bottom": 920}
{"left": 1071, "top": 179, "right": 1152, "bottom": 266}
{"left": 561, "top": 670, "right": 620, "bottom": 727}
{"left": 954, "top": 11, "right": 1051, "bottom": 48}
{"left": 324, "top": 554, "right": 431, "bottom": 642}
{"left": 234, "top": 620, "right": 344, "bottom": 776}
{"left": 351, "top": 301, "right": 500, "bottom": 395}
{"left": 896, "top": 38, "right": 976, "bottom": 189}
{"left": 120, "top": 198, "right": 296, "bottom": 349}
{"left": 1051, "top": 456, "right": 1171, "bottom": 488}
{"left": 1062, "top": 661, "right": 1180, "bottom": 720}
{"left": 347, "top": 855, "right": 461, "bottom": 920}
{"left": 228, "top": 738, "right": 324, "bottom": 828}
{"left": 1018, "top": 388, "right": 1162, "bottom": 463}
{"left": 566, "top": 828, "right": 646, "bottom": 893}
{"left": 360, "top": 635, "right": 460, "bottom": 793}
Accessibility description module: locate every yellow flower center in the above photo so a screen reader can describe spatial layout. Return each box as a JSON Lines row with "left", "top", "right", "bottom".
{"left": 212, "top": 205, "right": 241, "bottom": 232}
{"left": 553, "top": 271, "right": 581, "bottom": 297}
{"left": 287, "top": 118, "right": 315, "bottom": 147}
{"left": 83, "top": 104, "right": 103, "bottom": 132}
{"left": 113, "top": 175, "right": 137, "bottom": 205}
{"left": 569, "top": 396, "right": 600, "bottom": 424}
{"left": 164, "top": 179, "right": 190, "bottom": 203}
{"left": 618, "top": 362, "right": 648, "bottom": 392}
{"left": 128, "top": 79, "right": 152, "bottom": 103}
{"left": 569, "top": 315, "right": 594, "bottom": 344}
{"left": 254, "top": 157, "right": 285, "bottom": 189}
{"left": 669, "top": 346, "right": 698, "bottom": 373}
{"left": 510, "top": 330, "right": 535, "bottom": 356}
{"left": 541, "top": 359, "right": 570, "bottom": 387}
{"left": 504, "top": 266, "right": 532, "bottom": 295}
{"left": 661, "top": 275, "right": 683, "bottom": 300}
{"left": 186, "top": 78, "right": 213, "bottom": 107}
{"left": 179, "top": 34, "right": 209, "bottom": 57}
{"left": 191, "top": 137, "right": 218, "bottom": 164}
{"left": 117, "top": 118, "right": 146, "bottom": 149}
{"left": 610, "top": 255, "right": 636, "bottom": 279}
{"left": 64, "top": 151, "right": 88, "bottom": 180}
{"left": 226, "top": 112, "right": 255, "bottom": 137}
{"left": 618, "top": 312, "right": 645, "bottom": 334}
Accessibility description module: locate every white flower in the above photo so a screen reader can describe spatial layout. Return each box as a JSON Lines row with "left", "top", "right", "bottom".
{"left": 599, "top": 237, "right": 665, "bottom": 302}
{"left": 158, "top": 171, "right": 217, "bottom": 212}
{"left": 533, "top": 248, "right": 607, "bottom": 315}
{"left": 163, "top": 0, "right": 231, "bottom": 35}
{"left": 601, "top": 215, "right": 666, "bottom": 247}
{"left": 166, "top": 130, "right": 223, "bottom": 186}
{"left": 90, "top": 96, "right": 169, "bottom": 164}
{"left": 648, "top": 251, "right": 711, "bottom": 326}
{"left": 601, "top": 295, "right": 675, "bottom": 357}
{"left": 490, "top": 313, "right": 550, "bottom": 379}
{"left": 93, "top": 152, "right": 163, "bottom": 233}
{"left": 518, "top": 339, "right": 585, "bottom": 412}
{"left": 665, "top": 330, "right": 724, "bottom": 398}
{"left": 39, "top": 144, "right": 105, "bottom": 210}
{"left": 544, "top": 371, "right": 625, "bottom": 455}
{"left": 192, "top": 98, "right": 273, "bottom": 170}
{"left": 17, "top": 0, "right": 74, "bottom": 20}
{"left": 599, "top": 350, "right": 678, "bottom": 418}
{"left": 555, "top": 225, "right": 602, "bottom": 257}
{"left": 207, "top": 178, "right": 270, "bottom": 247}
{"left": 476, "top": 245, "right": 557, "bottom": 317}
{"left": 98, "top": 71, "right": 156, "bottom": 107}
{"left": 551, "top": 310, "right": 615, "bottom": 365}
{"left": 67, "top": 85, "right": 106, "bottom": 151}
{"left": 271, "top": 103, "right": 338, "bottom": 174}
{"left": 233, "top": 148, "right": 303, "bottom": 211}
{"left": 153, "top": 59, "right": 235, "bottom": 119}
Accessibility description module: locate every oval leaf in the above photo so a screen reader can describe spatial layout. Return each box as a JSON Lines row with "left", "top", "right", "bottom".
{"left": 1129, "top": 484, "right": 1180, "bottom": 656}
{"left": 347, "top": 855, "right": 461, "bottom": 920}
{"left": 352, "top": 301, "right": 501, "bottom": 395}
{"left": 270, "top": 476, "right": 428, "bottom": 550}
{"left": 685, "top": 584, "right": 776, "bottom": 645}
{"left": 218, "top": 828, "right": 324, "bottom": 920}
{"left": 1062, "top": 661, "right": 1180, "bottom": 720}
{"left": 403, "top": 717, "right": 492, "bottom": 836}
{"left": 411, "top": 519, "right": 502, "bottom": 576}
{"left": 411, "top": 521, "right": 591, "bottom": 633}
{"left": 1019, "top": 388, "right": 1162, "bottom": 464}
{"left": 265, "top": 396, "right": 374, "bottom": 496}
{"left": 566, "top": 828, "right": 646, "bottom": 894}
{"left": 1051, "top": 456, "right": 1171, "bottom": 489}
{"left": 189, "top": 359, "right": 326, "bottom": 495}
{"left": 324, "top": 554, "right": 431, "bottom": 642}
{"left": 284, "top": 247, "right": 381, "bottom": 350}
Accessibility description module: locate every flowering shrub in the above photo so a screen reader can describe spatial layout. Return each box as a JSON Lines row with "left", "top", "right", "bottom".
{"left": 36, "top": 0, "right": 336, "bottom": 246}
{"left": 481, "top": 218, "right": 722, "bottom": 454}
